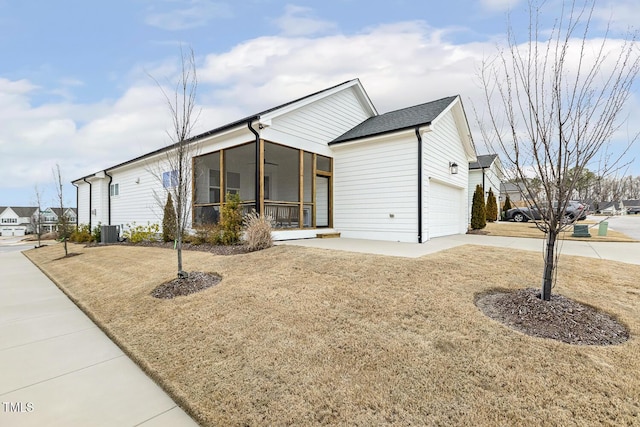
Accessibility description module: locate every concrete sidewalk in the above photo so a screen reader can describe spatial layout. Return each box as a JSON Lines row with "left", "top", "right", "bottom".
{"left": 280, "top": 233, "right": 640, "bottom": 265}
{"left": 0, "top": 248, "right": 198, "bottom": 427}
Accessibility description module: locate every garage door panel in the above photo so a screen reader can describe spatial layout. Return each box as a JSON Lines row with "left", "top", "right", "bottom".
{"left": 429, "top": 181, "right": 462, "bottom": 238}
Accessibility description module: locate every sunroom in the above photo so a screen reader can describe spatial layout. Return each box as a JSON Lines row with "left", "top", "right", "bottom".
{"left": 193, "top": 140, "right": 333, "bottom": 232}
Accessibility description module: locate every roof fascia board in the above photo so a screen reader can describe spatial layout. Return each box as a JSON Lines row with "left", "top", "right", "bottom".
{"left": 330, "top": 122, "right": 433, "bottom": 146}
{"left": 330, "top": 128, "right": 416, "bottom": 148}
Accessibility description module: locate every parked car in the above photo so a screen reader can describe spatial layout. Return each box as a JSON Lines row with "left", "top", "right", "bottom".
{"left": 627, "top": 207, "right": 640, "bottom": 215}
{"left": 505, "top": 201, "right": 588, "bottom": 222}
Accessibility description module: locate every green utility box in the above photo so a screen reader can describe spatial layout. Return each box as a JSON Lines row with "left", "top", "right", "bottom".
{"left": 598, "top": 221, "right": 609, "bottom": 236}
{"left": 572, "top": 224, "right": 591, "bottom": 238}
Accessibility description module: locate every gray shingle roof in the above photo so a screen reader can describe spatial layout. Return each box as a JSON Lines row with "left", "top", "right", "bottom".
{"left": 331, "top": 96, "right": 458, "bottom": 144}
{"left": 469, "top": 154, "right": 498, "bottom": 169}
{"left": 9, "top": 207, "right": 38, "bottom": 217}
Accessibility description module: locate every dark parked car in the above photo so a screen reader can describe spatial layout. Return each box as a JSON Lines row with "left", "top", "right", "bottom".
{"left": 627, "top": 207, "right": 640, "bottom": 215}
{"left": 505, "top": 201, "right": 588, "bottom": 222}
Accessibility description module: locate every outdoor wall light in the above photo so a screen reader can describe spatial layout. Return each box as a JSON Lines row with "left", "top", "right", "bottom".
{"left": 449, "top": 162, "right": 459, "bottom": 175}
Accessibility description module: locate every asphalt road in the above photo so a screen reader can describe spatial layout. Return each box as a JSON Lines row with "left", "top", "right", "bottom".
{"left": 603, "top": 215, "right": 640, "bottom": 240}
{"left": 0, "top": 236, "right": 43, "bottom": 253}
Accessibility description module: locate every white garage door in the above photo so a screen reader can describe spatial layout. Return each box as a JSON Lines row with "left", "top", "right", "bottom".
{"left": 428, "top": 181, "right": 463, "bottom": 238}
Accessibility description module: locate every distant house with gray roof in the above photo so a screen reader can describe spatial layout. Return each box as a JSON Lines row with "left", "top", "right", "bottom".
{"left": 0, "top": 206, "right": 38, "bottom": 236}
{"left": 468, "top": 154, "right": 504, "bottom": 221}
{"left": 73, "top": 79, "right": 477, "bottom": 243}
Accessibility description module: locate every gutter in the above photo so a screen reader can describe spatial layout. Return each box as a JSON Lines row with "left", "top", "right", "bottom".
{"left": 104, "top": 170, "right": 112, "bottom": 225}
{"left": 72, "top": 182, "right": 79, "bottom": 228}
{"left": 247, "top": 120, "right": 261, "bottom": 214}
{"left": 83, "top": 178, "right": 92, "bottom": 230}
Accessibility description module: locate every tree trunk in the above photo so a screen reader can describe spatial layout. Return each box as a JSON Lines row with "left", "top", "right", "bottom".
{"left": 542, "top": 229, "right": 558, "bottom": 301}
{"left": 177, "top": 234, "right": 183, "bottom": 273}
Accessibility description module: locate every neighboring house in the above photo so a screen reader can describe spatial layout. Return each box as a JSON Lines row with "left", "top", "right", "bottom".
{"left": 72, "top": 79, "right": 477, "bottom": 243}
{"left": 468, "top": 154, "right": 504, "bottom": 221}
{"left": 0, "top": 206, "right": 38, "bottom": 236}
{"left": 500, "top": 182, "right": 529, "bottom": 206}
{"left": 40, "top": 207, "right": 78, "bottom": 233}
{"left": 596, "top": 201, "right": 623, "bottom": 215}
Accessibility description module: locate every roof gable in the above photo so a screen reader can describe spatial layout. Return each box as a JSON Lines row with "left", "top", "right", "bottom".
{"left": 331, "top": 96, "right": 457, "bottom": 144}
{"left": 259, "top": 78, "right": 377, "bottom": 126}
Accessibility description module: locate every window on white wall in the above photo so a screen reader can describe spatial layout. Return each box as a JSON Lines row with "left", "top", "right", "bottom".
{"left": 110, "top": 183, "right": 119, "bottom": 196}
{"left": 163, "top": 170, "right": 178, "bottom": 188}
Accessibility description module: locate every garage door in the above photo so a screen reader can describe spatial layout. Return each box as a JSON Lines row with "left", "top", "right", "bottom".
{"left": 0, "top": 227, "right": 25, "bottom": 237}
{"left": 428, "top": 180, "right": 463, "bottom": 238}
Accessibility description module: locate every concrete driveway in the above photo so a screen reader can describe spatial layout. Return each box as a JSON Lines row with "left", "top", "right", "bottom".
{"left": 280, "top": 232, "right": 640, "bottom": 265}
{"left": 0, "top": 240, "right": 197, "bottom": 426}
{"left": 602, "top": 215, "right": 640, "bottom": 240}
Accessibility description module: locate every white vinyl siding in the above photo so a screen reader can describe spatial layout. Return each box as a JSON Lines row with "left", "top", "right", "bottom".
{"left": 77, "top": 183, "right": 90, "bottom": 226}
{"left": 422, "top": 109, "right": 470, "bottom": 239}
{"left": 110, "top": 165, "right": 168, "bottom": 229}
{"left": 333, "top": 134, "right": 418, "bottom": 242}
{"left": 90, "top": 179, "right": 109, "bottom": 226}
{"left": 468, "top": 170, "right": 484, "bottom": 221}
{"left": 267, "top": 87, "right": 371, "bottom": 154}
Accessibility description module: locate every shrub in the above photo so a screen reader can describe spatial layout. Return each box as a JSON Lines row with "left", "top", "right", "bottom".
{"left": 162, "top": 193, "right": 177, "bottom": 242}
{"left": 42, "top": 231, "right": 58, "bottom": 240}
{"left": 70, "top": 224, "right": 92, "bottom": 243}
{"left": 219, "top": 192, "right": 243, "bottom": 245}
{"left": 92, "top": 222, "right": 102, "bottom": 242}
{"left": 122, "top": 222, "right": 160, "bottom": 244}
{"left": 243, "top": 210, "right": 274, "bottom": 251}
{"left": 503, "top": 195, "right": 513, "bottom": 212}
{"left": 501, "top": 194, "right": 513, "bottom": 221}
{"left": 470, "top": 184, "right": 487, "bottom": 230}
{"left": 191, "top": 223, "right": 222, "bottom": 245}
{"left": 486, "top": 188, "right": 498, "bottom": 222}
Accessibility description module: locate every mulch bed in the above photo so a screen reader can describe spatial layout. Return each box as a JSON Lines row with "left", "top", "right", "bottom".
{"left": 87, "top": 240, "right": 250, "bottom": 255}
{"left": 151, "top": 271, "right": 222, "bottom": 299}
{"left": 476, "top": 288, "right": 630, "bottom": 345}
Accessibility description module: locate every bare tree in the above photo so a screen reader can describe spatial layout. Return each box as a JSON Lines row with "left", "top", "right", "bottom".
{"left": 149, "top": 47, "right": 200, "bottom": 279}
{"left": 32, "top": 184, "right": 44, "bottom": 247}
{"left": 478, "top": 0, "right": 640, "bottom": 300}
{"left": 53, "top": 164, "right": 69, "bottom": 256}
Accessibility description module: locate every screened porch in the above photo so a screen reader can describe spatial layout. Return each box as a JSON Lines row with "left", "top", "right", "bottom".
{"left": 193, "top": 141, "right": 332, "bottom": 229}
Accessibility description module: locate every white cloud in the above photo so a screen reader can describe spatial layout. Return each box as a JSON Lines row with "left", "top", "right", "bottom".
{"left": 145, "top": 0, "right": 233, "bottom": 31}
{"left": 2, "top": 15, "right": 639, "bottom": 205}
{"left": 199, "top": 21, "right": 486, "bottom": 113}
{"left": 272, "top": 4, "right": 338, "bottom": 36}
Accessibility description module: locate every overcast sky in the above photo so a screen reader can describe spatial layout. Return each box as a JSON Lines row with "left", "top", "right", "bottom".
{"left": 1, "top": 0, "right": 639, "bottom": 207}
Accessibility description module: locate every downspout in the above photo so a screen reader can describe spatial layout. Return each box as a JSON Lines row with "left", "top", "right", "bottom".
{"left": 104, "top": 170, "right": 112, "bottom": 225}
{"left": 72, "top": 182, "right": 79, "bottom": 228}
{"left": 247, "top": 121, "right": 261, "bottom": 214}
{"left": 83, "top": 178, "right": 92, "bottom": 231}
{"left": 415, "top": 127, "right": 423, "bottom": 243}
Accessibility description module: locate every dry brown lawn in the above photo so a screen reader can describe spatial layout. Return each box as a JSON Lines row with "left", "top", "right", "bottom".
{"left": 25, "top": 243, "right": 640, "bottom": 426}
{"left": 480, "top": 220, "right": 636, "bottom": 242}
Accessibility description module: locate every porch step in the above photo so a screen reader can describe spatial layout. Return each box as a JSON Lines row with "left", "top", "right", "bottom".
{"left": 316, "top": 232, "right": 341, "bottom": 239}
